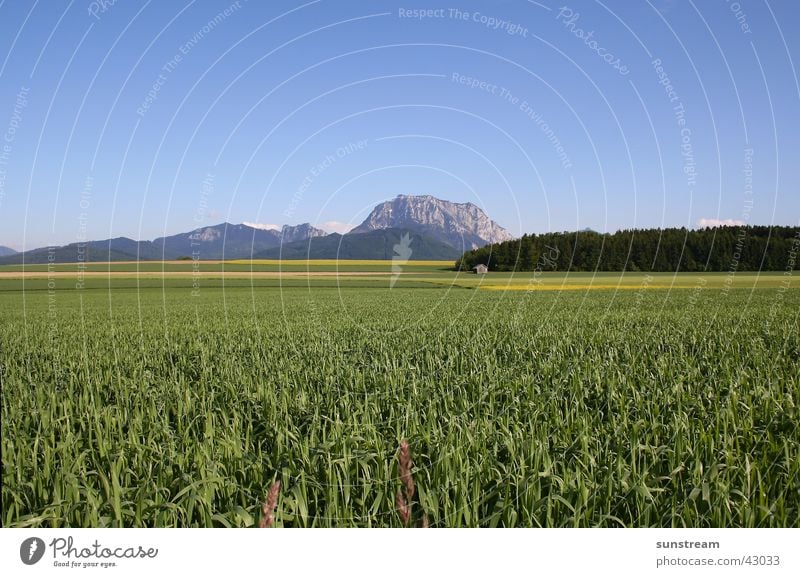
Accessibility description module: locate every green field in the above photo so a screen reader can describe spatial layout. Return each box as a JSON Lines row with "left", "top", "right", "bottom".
{"left": 0, "top": 259, "right": 455, "bottom": 274}
{"left": 1, "top": 267, "right": 798, "bottom": 527}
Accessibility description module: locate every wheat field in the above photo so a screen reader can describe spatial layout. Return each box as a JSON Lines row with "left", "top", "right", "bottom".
{"left": 1, "top": 275, "right": 798, "bottom": 527}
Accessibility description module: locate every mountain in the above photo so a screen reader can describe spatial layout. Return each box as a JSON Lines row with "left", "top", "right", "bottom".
{"left": 154, "top": 222, "right": 327, "bottom": 258}
{"left": 0, "top": 222, "right": 327, "bottom": 264}
{"left": 0, "top": 195, "right": 511, "bottom": 263}
{"left": 150, "top": 222, "right": 325, "bottom": 260}
{"left": 254, "top": 228, "right": 461, "bottom": 260}
{"left": 279, "top": 223, "right": 328, "bottom": 244}
{"left": 0, "top": 244, "right": 140, "bottom": 265}
{"left": 350, "top": 195, "right": 513, "bottom": 251}
{"left": 0, "top": 246, "right": 18, "bottom": 257}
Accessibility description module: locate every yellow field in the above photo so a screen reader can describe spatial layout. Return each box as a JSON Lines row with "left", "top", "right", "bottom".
{"left": 472, "top": 272, "right": 792, "bottom": 291}
{"left": 478, "top": 283, "right": 697, "bottom": 291}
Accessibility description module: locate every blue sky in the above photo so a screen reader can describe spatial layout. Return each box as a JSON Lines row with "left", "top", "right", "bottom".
{"left": 0, "top": 0, "right": 798, "bottom": 250}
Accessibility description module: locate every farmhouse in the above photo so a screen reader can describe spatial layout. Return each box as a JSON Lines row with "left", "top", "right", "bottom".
{"left": 473, "top": 264, "right": 489, "bottom": 274}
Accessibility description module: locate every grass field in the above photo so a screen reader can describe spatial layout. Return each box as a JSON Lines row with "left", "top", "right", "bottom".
{"left": 0, "top": 259, "right": 455, "bottom": 274}
{"left": 1, "top": 263, "right": 798, "bottom": 527}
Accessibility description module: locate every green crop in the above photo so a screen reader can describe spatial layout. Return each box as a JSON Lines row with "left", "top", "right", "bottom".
{"left": 1, "top": 280, "right": 798, "bottom": 527}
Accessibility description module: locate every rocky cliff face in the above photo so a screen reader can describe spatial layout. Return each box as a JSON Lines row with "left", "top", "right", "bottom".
{"left": 279, "top": 223, "right": 327, "bottom": 243}
{"left": 350, "top": 195, "right": 513, "bottom": 250}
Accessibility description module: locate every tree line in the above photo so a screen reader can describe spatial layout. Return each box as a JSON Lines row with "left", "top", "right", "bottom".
{"left": 456, "top": 226, "right": 800, "bottom": 272}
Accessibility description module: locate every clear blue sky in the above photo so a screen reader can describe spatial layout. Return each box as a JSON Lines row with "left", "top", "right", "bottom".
{"left": 1, "top": 0, "right": 798, "bottom": 250}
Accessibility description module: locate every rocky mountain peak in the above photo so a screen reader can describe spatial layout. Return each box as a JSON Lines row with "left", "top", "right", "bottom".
{"left": 279, "top": 223, "right": 327, "bottom": 243}
{"left": 350, "top": 195, "right": 512, "bottom": 250}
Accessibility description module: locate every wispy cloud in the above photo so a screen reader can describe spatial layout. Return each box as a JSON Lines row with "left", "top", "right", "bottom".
{"left": 321, "top": 220, "right": 354, "bottom": 234}
{"left": 697, "top": 218, "right": 745, "bottom": 228}
{"left": 243, "top": 221, "right": 280, "bottom": 231}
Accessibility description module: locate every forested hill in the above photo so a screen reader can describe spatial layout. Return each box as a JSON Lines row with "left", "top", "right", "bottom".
{"left": 456, "top": 226, "right": 800, "bottom": 272}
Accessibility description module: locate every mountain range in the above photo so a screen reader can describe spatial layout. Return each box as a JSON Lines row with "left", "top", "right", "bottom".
{"left": 0, "top": 195, "right": 512, "bottom": 263}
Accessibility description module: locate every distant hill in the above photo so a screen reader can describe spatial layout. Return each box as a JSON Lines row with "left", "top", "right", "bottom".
{"left": 0, "top": 246, "right": 18, "bottom": 257}
{"left": 0, "top": 222, "right": 327, "bottom": 264}
{"left": 255, "top": 228, "right": 462, "bottom": 260}
{"left": 0, "top": 244, "right": 141, "bottom": 264}
{"left": 350, "top": 195, "right": 513, "bottom": 250}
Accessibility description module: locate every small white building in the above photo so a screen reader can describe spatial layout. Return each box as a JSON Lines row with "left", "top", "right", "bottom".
{"left": 473, "top": 264, "right": 489, "bottom": 275}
